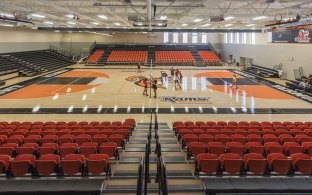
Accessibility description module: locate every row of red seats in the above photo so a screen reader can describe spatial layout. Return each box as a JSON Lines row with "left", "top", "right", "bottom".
{"left": 155, "top": 51, "right": 195, "bottom": 62}
{"left": 0, "top": 153, "right": 110, "bottom": 177}
{"left": 187, "top": 141, "right": 312, "bottom": 158}
{"left": 0, "top": 120, "right": 135, "bottom": 130}
{"left": 0, "top": 141, "right": 118, "bottom": 159}
{"left": 198, "top": 51, "right": 220, "bottom": 63}
{"left": 195, "top": 153, "right": 312, "bottom": 175}
{"left": 87, "top": 50, "right": 104, "bottom": 64}
{"left": 173, "top": 121, "right": 312, "bottom": 128}
{"left": 0, "top": 128, "right": 131, "bottom": 143}
{"left": 107, "top": 50, "right": 148, "bottom": 62}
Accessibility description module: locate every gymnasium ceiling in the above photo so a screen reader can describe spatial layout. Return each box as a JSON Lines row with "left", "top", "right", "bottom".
{"left": 1, "top": 0, "right": 312, "bottom": 31}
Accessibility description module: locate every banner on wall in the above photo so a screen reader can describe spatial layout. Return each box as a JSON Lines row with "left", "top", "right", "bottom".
{"left": 272, "top": 29, "right": 312, "bottom": 43}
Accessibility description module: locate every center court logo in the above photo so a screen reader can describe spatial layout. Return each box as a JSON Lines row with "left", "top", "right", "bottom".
{"left": 160, "top": 96, "right": 211, "bottom": 103}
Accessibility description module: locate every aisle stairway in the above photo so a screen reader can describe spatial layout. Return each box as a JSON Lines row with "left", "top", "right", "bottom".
{"left": 102, "top": 121, "right": 205, "bottom": 194}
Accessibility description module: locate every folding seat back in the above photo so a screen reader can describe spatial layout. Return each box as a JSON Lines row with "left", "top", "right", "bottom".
{"left": 226, "top": 142, "right": 245, "bottom": 157}
{"left": 58, "top": 134, "right": 74, "bottom": 145}
{"left": 198, "top": 134, "right": 214, "bottom": 143}
{"left": 84, "top": 129, "right": 99, "bottom": 137}
{"left": 231, "top": 134, "right": 247, "bottom": 144}
{"left": 207, "top": 142, "right": 225, "bottom": 156}
{"left": 220, "top": 153, "right": 243, "bottom": 174}
{"left": 0, "top": 135, "right": 7, "bottom": 145}
{"left": 41, "top": 135, "right": 58, "bottom": 143}
{"left": 80, "top": 142, "right": 98, "bottom": 158}
{"left": 92, "top": 134, "right": 108, "bottom": 145}
{"left": 205, "top": 129, "right": 219, "bottom": 137}
{"left": 28, "top": 129, "right": 42, "bottom": 136}
{"left": 24, "top": 135, "right": 41, "bottom": 144}
{"left": 215, "top": 134, "right": 230, "bottom": 145}
{"left": 6, "top": 135, "right": 24, "bottom": 145}
{"left": 99, "top": 142, "right": 118, "bottom": 159}
{"left": 243, "top": 153, "right": 267, "bottom": 174}
{"left": 86, "top": 154, "right": 109, "bottom": 176}
{"left": 71, "top": 129, "right": 85, "bottom": 136}
{"left": 245, "top": 142, "right": 265, "bottom": 155}
{"left": 17, "top": 143, "right": 39, "bottom": 155}
{"left": 0, "top": 154, "right": 11, "bottom": 173}
{"left": 283, "top": 142, "right": 303, "bottom": 155}
{"left": 220, "top": 129, "right": 234, "bottom": 137}
{"left": 10, "top": 154, "right": 36, "bottom": 176}
{"left": 195, "top": 121, "right": 205, "bottom": 127}
{"left": 56, "top": 129, "right": 71, "bottom": 136}
{"left": 13, "top": 129, "right": 28, "bottom": 136}
{"left": 75, "top": 134, "right": 91, "bottom": 146}
{"left": 188, "top": 142, "right": 206, "bottom": 158}
{"left": 267, "top": 153, "right": 291, "bottom": 174}
{"left": 195, "top": 153, "right": 219, "bottom": 175}
{"left": 0, "top": 143, "right": 18, "bottom": 157}
{"left": 112, "top": 121, "right": 122, "bottom": 127}
{"left": 263, "top": 134, "right": 279, "bottom": 142}
{"left": 296, "top": 135, "right": 312, "bottom": 144}
{"left": 61, "top": 154, "right": 85, "bottom": 176}
{"left": 108, "top": 134, "right": 124, "bottom": 148}
{"left": 276, "top": 129, "right": 292, "bottom": 136}
{"left": 59, "top": 143, "right": 78, "bottom": 158}
{"left": 304, "top": 129, "right": 312, "bottom": 137}
{"left": 291, "top": 153, "right": 312, "bottom": 174}
{"left": 192, "top": 129, "right": 205, "bottom": 136}
{"left": 113, "top": 129, "right": 128, "bottom": 138}
{"left": 0, "top": 129, "right": 13, "bottom": 136}
{"left": 234, "top": 129, "right": 249, "bottom": 136}
{"left": 36, "top": 154, "right": 60, "bottom": 176}
{"left": 302, "top": 142, "right": 312, "bottom": 155}
{"left": 279, "top": 134, "right": 296, "bottom": 143}
{"left": 182, "top": 134, "right": 198, "bottom": 147}
{"left": 100, "top": 129, "right": 114, "bottom": 137}
{"left": 39, "top": 143, "right": 58, "bottom": 156}
{"left": 289, "top": 129, "right": 304, "bottom": 136}
{"left": 265, "top": 142, "right": 284, "bottom": 154}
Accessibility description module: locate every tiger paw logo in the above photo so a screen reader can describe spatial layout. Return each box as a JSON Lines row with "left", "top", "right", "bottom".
{"left": 126, "top": 75, "right": 170, "bottom": 89}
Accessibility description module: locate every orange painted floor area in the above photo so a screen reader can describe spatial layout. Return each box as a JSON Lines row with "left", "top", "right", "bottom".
{"left": 209, "top": 85, "right": 295, "bottom": 99}
{"left": 0, "top": 84, "right": 98, "bottom": 99}
{"left": 57, "top": 70, "right": 110, "bottom": 78}
{"left": 194, "top": 71, "right": 244, "bottom": 78}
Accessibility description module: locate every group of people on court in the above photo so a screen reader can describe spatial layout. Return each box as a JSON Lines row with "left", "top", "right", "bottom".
{"left": 142, "top": 78, "right": 157, "bottom": 99}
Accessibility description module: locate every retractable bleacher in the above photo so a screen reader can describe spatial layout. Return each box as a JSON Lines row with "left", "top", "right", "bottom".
{"left": 8, "top": 50, "right": 73, "bottom": 76}
{"left": 87, "top": 50, "right": 104, "bottom": 64}
{"left": 198, "top": 50, "right": 221, "bottom": 66}
{"left": 155, "top": 51, "right": 195, "bottom": 66}
{"left": 243, "top": 64, "right": 279, "bottom": 78}
{"left": 107, "top": 50, "right": 148, "bottom": 65}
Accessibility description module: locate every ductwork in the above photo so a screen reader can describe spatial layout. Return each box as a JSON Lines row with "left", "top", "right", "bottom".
{"left": 147, "top": 0, "right": 152, "bottom": 31}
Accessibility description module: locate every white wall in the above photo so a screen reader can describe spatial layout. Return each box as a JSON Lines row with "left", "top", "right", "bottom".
{"left": 0, "top": 27, "right": 63, "bottom": 53}
{"left": 221, "top": 32, "right": 312, "bottom": 80}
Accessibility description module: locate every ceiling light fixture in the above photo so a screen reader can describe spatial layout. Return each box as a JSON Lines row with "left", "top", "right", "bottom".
{"left": 0, "top": 13, "right": 14, "bottom": 18}
{"left": 224, "top": 16, "right": 234, "bottom": 20}
{"left": 67, "top": 21, "right": 76, "bottom": 25}
{"left": 182, "top": 23, "right": 188, "bottom": 26}
{"left": 193, "top": 18, "right": 203, "bottom": 23}
{"left": 114, "top": 22, "right": 120, "bottom": 26}
{"left": 44, "top": 21, "right": 54, "bottom": 25}
{"left": 31, "top": 13, "right": 46, "bottom": 19}
{"left": 246, "top": 24, "right": 255, "bottom": 27}
{"left": 202, "top": 23, "right": 211, "bottom": 27}
{"left": 224, "top": 24, "right": 233, "bottom": 27}
{"left": 92, "top": 22, "right": 100, "bottom": 25}
{"left": 160, "top": 15, "right": 167, "bottom": 20}
{"left": 66, "top": 14, "right": 74, "bottom": 18}
{"left": 253, "top": 16, "right": 267, "bottom": 20}
{"left": 97, "top": 15, "right": 107, "bottom": 19}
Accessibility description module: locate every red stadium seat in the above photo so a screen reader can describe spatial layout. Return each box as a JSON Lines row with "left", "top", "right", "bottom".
{"left": 39, "top": 143, "right": 58, "bottom": 156}
{"left": 0, "top": 155, "right": 12, "bottom": 174}
{"left": 188, "top": 142, "right": 206, "bottom": 158}
{"left": 283, "top": 142, "right": 304, "bottom": 155}
{"left": 267, "top": 153, "right": 291, "bottom": 174}
{"left": 195, "top": 153, "right": 219, "bottom": 175}
{"left": 75, "top": 134, "right": 91, "bottom": 146}
{"left": 99, "top": 142, "right": 118, "bottom": 159}
{"left": 291, "top": 153, "right": 312, "bottom": 174}
{"left": 10, "top": 154, "right": 36, "bottom": 176}
{"left": 59, "top": 143, "right": 78, "bottom": 158}
{"left": 41, "top": 135, "right": 58, "bottom": 143}
{"left": 79, "top": 142, "right": 98, "bottom": 158}
{"left": 226, "top": 142, "right": 245, "bottom": 157}
{"left": 207, "top": 142, "right": 225, "bottom": 156}
{"left": 245, "top": 142, "right": 265, "bottom": 155}
{"left": 36, "top": 154, "right": 60, "bottom": 176}
{"left": 265, "top": 142, "right": 284, "bottom": 154}
{"left": 0, "top": 143, "right": 19, "bottom": 156}
{"left": 198, "top": 134, "right": 214, "bottom": 143}
{"left": 16, "top": 143, "right": 38, "bottom": 155}
{"left": 220, "top": 153, "right": 243, "bottom": 174}
{"left": 61, "top": 154, "right": 85, "bottom": 176}
{"left": 86, "top": 154, "right": 110, "bottom": 176}
{"left": 243, "top": 153, "right": 267, "bottom": 175}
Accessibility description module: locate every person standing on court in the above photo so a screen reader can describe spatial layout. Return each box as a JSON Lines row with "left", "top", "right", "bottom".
{"left": 143, "top": 78, "right": 148, "bottom": 96}
{"left": 152, "top": 79, "right": 157, "bottom": 99}
{"left": 170, "top": 67, "right": 175, "bottom": 77}
{"left": 231, "top": 74, "right": 238, "bottom": 89}
{"left": 137, "top": 63, "right": 141, "bottom": 74}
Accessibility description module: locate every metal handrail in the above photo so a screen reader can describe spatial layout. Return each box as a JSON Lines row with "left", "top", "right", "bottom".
{"left": 144, "top": 144, "right": 150, "bottom": 195}
{"left": 136, "top": 157, "right": 144, "bottom": 195}
{"left": 156, "top": 156, "right": 168, "bottom": 195}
